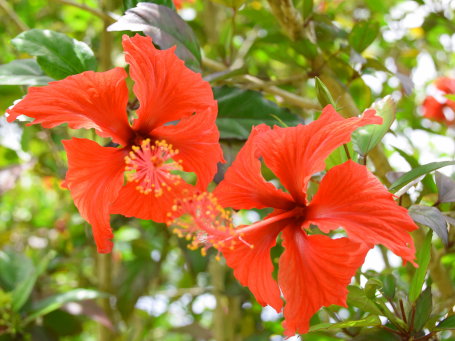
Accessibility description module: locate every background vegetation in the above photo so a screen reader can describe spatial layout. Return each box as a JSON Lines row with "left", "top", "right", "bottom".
{"left": 0, "top": 0, "right": 455, "bottom": 340}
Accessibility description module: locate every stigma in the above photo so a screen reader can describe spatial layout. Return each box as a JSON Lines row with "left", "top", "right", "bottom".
{"left": 167, "top": 191, "right": 237, "bottom": 256}
{"left": 125, "top": 139, "right": 182, "bottom": 197}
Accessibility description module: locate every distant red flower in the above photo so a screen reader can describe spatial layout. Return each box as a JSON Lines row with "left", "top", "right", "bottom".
{"left": 7, "top": 34, "right": 223, "bottom": 253}
{"left": 423, "top": 77, "right": 455, "bottom": 125}
{"left": 173, "top": 0, "right": 195, "bottom": 9}
{"left": 212, "top": 105, "right": 418, "bottom": 336}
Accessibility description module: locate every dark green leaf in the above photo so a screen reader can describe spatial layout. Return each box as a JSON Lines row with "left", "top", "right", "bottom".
{"left": 409, "top": 230, "right": 432, "bottom": 302}
{"left": 11, "top": 29, "right": 97, "bottom": 79}
{"left": 0, "top": 251, "right": 33, "bottom": 292}
{"left": 435, "top": 315, "right": 455, "bottom": 331}
{"left": 352, "top": 96, "right": 395, "bottom": 156}
{"left": 24, "top": 289, "right": 107, "bottom": 324}
{"left": 214, "top": 86, "right": 302, "bottom": 139}
{"left": 350, "top": 21, "right": 380, "bottom": 53}
{"left": 436, "top": 172, "right": 455, "bottom": 203}
{"left": 412, "top": 287, "right": 432, "bottom": 332}
{"left": 389, "top": 161, "right": 455, "bottom": 192}
{"left": 108, "top": 3, "right": 201, "bottom": 71}
{"left": 0, "top": 59, "right": 53, "bottom": 86}
{"left": 409, "top": 205, "right": 448, "bottom": 246}
{"left": 380, "top": 274, "right": 396, "bottom": 300}
{"left": 309, "top": 314, "right": 381, "bottom": 332}
{"left": 315, "top": 77, "right": 336, "bottom": 108}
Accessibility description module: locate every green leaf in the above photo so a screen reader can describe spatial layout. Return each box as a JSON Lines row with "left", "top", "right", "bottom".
{"left": 0, "top": 59, "right": 54, "bottom": 86}
{"left": 325, "top": 142, "right": 356, "bottom": 170}
{"left": 0, "top": 251, "right": 34, "bottom": 291}
{"left": 409, "top": 205, "right": 448, "bottom": 246}
{"left": 365, "top": 278, "right": 383, "bottom": 299}
{"left": 315, "top": 77, "right": 336, "bottom": 108}
{"left": 380, "top": 274, "right": 396, "bottom": 300}
{"left": 409, "top": 230, "right": 432, "bottom": 302}
{"left": 302, "top": 0, "right": 313, "bottom": 19}
{"left": 412, "top": 286, "right": 432, "bottom": 332}
{"left": 12, "top": 251, "right": 56, "bottom": 312}
{"left": 435, "top": 315, "right": 455, "bottom": 331}
{"left": 389, "top": 161, "right": 455, "bottom": 192}
{"left": 23, "top": 289, "right": 107, "bottom": 324}
{"left": 347, "top": 286, "right": 382, "bottom": 315}
{"left": 352, "top": 96, "right": 395, "bottom": 156}
{"left": 214, "top": 86, "right": 302, "bottom": 139}
{"left": 11, "top": 29, "right": 97, "bottom": 79}
{"left": 309, "top": 314, "right": 381, "bottom": 332}
{"left": 108, "top": 3, "right": 201, "bottom": 71}
{"left": 445, "top": 94, "right": 455, "bottom": 101}
{"left": 349, "top": 21, "right": 380, "bottom": 53}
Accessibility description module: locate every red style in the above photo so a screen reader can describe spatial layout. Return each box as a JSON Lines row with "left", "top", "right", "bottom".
{"left": 7, "top": 34, "right": 223, "bottom": 253}
{"left": 213, "top": 105, "right": 418, "bottom": 336}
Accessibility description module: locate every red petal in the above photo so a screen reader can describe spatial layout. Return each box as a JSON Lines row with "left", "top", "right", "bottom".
{"left": 122, "top": 34, "right": 216, "bottom": 133}
{"left": 220, "top": 214, "right": 286, "bottom": 312}
{"left": 306, "top": 160, "right": 417, "bottom": 265}
{"left": 435, "top": 77, "right": 455, "bottom": 94}
{"left": 423, "top": 96, "right": 453, "bottom": 125}
{"left": 152, "top": 108, "right": 224, "bottom": 190}
{"left": 62, "top": 138, "right": 127, "bottom": 253}
{"left": 278, "top": 227, "right": 368, "bottom": 336}
{"left": 7, "top": 68, "right": 132, "bottom": 146}
{"left": 256, "top": 105, "right": 381, "bottom": 205}
{"left": 110, "top": 178, "right": 194, "bottom": 223}
{"left": 214, "top": 125, "right": 295, "bottom": 210}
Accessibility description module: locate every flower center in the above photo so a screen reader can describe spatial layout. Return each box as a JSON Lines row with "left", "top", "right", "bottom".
{"left": 125, "top": 139, "right": 182, "bottom": 196}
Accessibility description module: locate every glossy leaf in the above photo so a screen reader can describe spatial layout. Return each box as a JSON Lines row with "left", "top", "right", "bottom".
{"left": 389, "top": 161, "right": 455, "bottom": 192}
{"left": 350, "top": 21, "right": 380, "bottom": 53}
{"left": 108, "top": 2, "right": 201, "bottom": 71}
{"left": 214, "top": 86, "right": 301, "bottom": 139}
{"left": 11, "top": 29, "right": 97, "bottom": 79}
{"left": 352, "top": 96, "right": 395, "bottom": 156}
{"left": 436, "top": 172, "right": 455, "bottom": 203}
{"left": 409, "top": 230, "right": 432, "bottom": 303}
{"left": 409, "top": 205, "right": 448, "bottom": 246}
{"left": 0, "top": 59, "right": 53, "bottom": 86}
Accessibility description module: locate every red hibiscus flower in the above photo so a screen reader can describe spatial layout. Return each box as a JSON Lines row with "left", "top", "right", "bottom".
{"left": 211, "top": 105, "right": 418, "bottom": 336}
{"left": 6, "top": 34, "right": 224, "bottom": 254}
{"left": 423, "top": 77, "right": 455, "bottom": 125}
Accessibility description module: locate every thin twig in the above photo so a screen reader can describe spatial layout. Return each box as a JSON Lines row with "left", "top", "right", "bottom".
{"left": 203, "top": 57, "right": 320, "bottom": 110}
{"left": 0, "top": 0, "right": 29, "bottom": 32}
{"left": 49, "top": 0, "right": 115, "bottom": 23}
